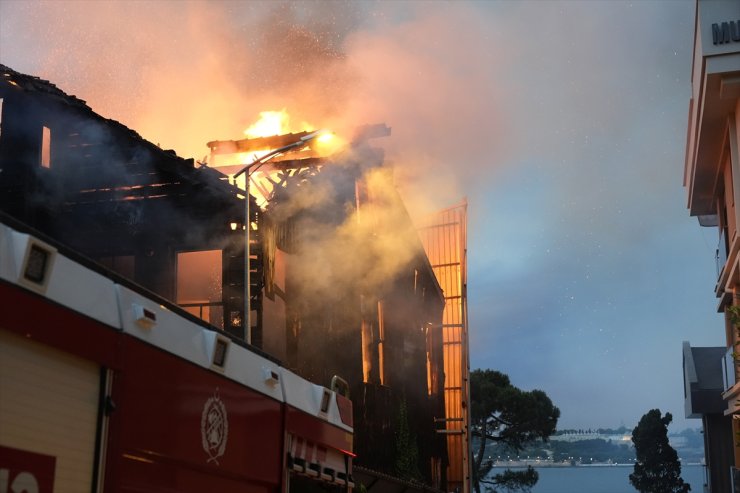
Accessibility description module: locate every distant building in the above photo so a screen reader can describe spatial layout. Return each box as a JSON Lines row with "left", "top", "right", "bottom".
{"left": 550, "top": 432, "right": 632, "bottom": 445}
{"left": 683, "top": 0, "right": 740, "bottom": 491}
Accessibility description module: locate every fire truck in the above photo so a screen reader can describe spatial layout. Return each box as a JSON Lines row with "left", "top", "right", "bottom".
{"left": 0, "top": 214, "right": 355, "bottom": 493}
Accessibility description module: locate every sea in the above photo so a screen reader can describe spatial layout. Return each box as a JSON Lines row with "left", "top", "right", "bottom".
{"left": 493, "top": 465, "right": 705, "bottom": 493}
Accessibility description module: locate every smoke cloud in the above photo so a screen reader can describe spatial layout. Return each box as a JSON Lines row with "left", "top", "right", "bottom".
{"left": 0, "top": 0, "right": 505, "bottom": 217}
{"left": 270, "top": 153, "right": 422, "bottom": 305}
{"left": 1, "top": 0, "right": 468, "bottom": 340}
{"left": 2, "top": 0, "right": 717, "bottom": 430}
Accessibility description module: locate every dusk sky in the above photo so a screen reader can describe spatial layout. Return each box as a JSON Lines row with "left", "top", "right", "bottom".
{"left": 0, "top": 0, "right": 720, "bottom": 431}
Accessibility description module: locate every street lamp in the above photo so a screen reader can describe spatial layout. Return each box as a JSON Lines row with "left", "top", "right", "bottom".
{"left": 233, "top": 129, "right": 331, "bottom": 344}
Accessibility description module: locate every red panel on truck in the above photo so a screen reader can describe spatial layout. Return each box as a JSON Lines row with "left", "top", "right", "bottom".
{"left": 107, "top": 337, "right": 283, "bottom": 492}
{"left": 286, "top": 406, "right": 353, "bottom": 455}
{"left": 0, "top": 280, "right": 119, "bottom": 368}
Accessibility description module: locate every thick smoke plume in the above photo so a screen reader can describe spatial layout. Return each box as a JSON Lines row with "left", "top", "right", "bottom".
{"left": 0, "top": 1, "right": 505, "bottom": 334}
{"left": 270, "top": 154, "right": 423, "bottom": 306}
{"left": 0, "top": 0, "right": 505, "bottom": 218}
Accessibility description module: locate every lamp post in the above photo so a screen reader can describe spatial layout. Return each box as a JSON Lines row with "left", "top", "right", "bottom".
{"left": 233, "top": 129, "right": 330, "bottom": 344}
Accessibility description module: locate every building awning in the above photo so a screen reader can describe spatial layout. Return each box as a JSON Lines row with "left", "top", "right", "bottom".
{"left": 683, "top": 341, "right": 726, "bottom": 418}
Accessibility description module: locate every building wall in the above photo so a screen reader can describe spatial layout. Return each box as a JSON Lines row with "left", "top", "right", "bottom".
{"left": 684, "top": 0, "right": 740, "bottom": 478}
{"left": 704, "top": 413, "right": 733, "bottom": 492}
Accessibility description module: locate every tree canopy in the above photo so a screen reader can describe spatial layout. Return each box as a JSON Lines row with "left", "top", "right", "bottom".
{"left": 470, "top": 369, "right": 560, "bottom": 493}
{"left": 629, "top": 409, "right": 690, "bottom": 493}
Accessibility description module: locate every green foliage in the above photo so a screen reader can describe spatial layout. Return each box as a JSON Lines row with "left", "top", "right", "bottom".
{"left": 470, "top": 369, "right": 560, "bottom": 493}
{"left": 486, "top": 467, "right": 538, "bottom": 492}
{"left": 726, "top": 306, "right": 740, "bottom": 355}
{"left": 629, "top": 409, "right": 690, "bottom": 493}
{"left": 394, "top": 397, "right": 421, "bottom": 481}
{"left": 727, "top": 305, "right": 740, "bottom": 328}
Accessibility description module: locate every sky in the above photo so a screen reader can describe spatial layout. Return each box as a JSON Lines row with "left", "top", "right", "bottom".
{"left": 0, "top": 0, "right": 722, "bottom": 431}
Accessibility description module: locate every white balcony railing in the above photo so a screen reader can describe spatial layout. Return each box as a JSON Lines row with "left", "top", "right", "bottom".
{"left": 717, "top": 229, "right": 728, "bottom": 280}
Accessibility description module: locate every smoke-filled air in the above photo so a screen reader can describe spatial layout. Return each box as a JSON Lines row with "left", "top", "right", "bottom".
{"left": 0, "top": 0, "right": 720, "bottom": 432}
{"left": 0, "top": 0, "right": 505, "bottom": 217}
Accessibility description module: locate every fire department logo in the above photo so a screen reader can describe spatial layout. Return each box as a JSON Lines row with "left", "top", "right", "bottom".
{"left": 201, "top": 389, "right": 228, "bottom": 465}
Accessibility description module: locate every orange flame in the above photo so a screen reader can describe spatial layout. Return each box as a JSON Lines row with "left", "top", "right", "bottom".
{"left": 235, "top": 110, "right": 343, "bottom": 165}
{"left": 243, "top": 109, "right": 313, "bottom": 138}
{"left": 210, "top": 110, "right": 344, "bottom": 203}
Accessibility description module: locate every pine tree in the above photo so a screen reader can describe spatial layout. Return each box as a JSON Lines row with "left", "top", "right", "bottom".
{"left": 629, "top": 409, "right": 690, "bottom": 493}
{"left": 471, "top": 369, "right": 559, "bottom": 493}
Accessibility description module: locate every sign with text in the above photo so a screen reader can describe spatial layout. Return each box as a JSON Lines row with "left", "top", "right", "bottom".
{"left": 0, "top": 445, "right": 56, "bottom": 493}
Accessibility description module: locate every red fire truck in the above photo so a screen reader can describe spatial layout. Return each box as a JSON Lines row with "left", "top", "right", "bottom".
{"left": 0, "top": 215, "right": 355, "bottom": 493}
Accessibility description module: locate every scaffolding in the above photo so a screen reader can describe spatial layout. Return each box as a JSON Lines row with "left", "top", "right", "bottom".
{"left": 418, "top": 200, "right": 471, "bottom": 493}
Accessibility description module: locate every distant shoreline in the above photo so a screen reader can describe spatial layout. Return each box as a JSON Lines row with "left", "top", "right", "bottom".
{"left": 491, "top": 462, "right": 704, "bottom": 469}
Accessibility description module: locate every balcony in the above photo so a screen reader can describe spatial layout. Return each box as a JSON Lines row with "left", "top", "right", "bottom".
{"left": 715, "top": 230, "right": 740, "bottom": 299}
{"left": 717, "top": 229, "right": 728, "bottom": 281}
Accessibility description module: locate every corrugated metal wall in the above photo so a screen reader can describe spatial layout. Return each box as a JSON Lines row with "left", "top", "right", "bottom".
{"left": 418, "top": 201, "right": 471, "bottom": 493}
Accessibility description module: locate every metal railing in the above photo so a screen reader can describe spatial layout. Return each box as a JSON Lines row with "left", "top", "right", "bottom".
{"left": 717, "top": 229, "right": 728, "bottom": 280}
{"left": 179, "top": 301, "right": 224, "bottom": 329}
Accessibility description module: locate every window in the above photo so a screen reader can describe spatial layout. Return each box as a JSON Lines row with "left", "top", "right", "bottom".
{"left": 40, "top": 126, "right": 51, "bottom": 168}
{"left": 176, "top": 250, "right": 223, "bottom": 328}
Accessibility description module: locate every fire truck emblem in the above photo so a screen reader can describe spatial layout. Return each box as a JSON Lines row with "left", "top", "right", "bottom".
{"left": 201, "top": 389, "right": 228, "bottom": 464}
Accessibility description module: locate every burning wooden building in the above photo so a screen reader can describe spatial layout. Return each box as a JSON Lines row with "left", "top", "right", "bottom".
{"left": 207, "top": 125, "right": 449, "bottom": 488}
{"left": 0, "top": 64, "right": 450, "bottom": 490}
